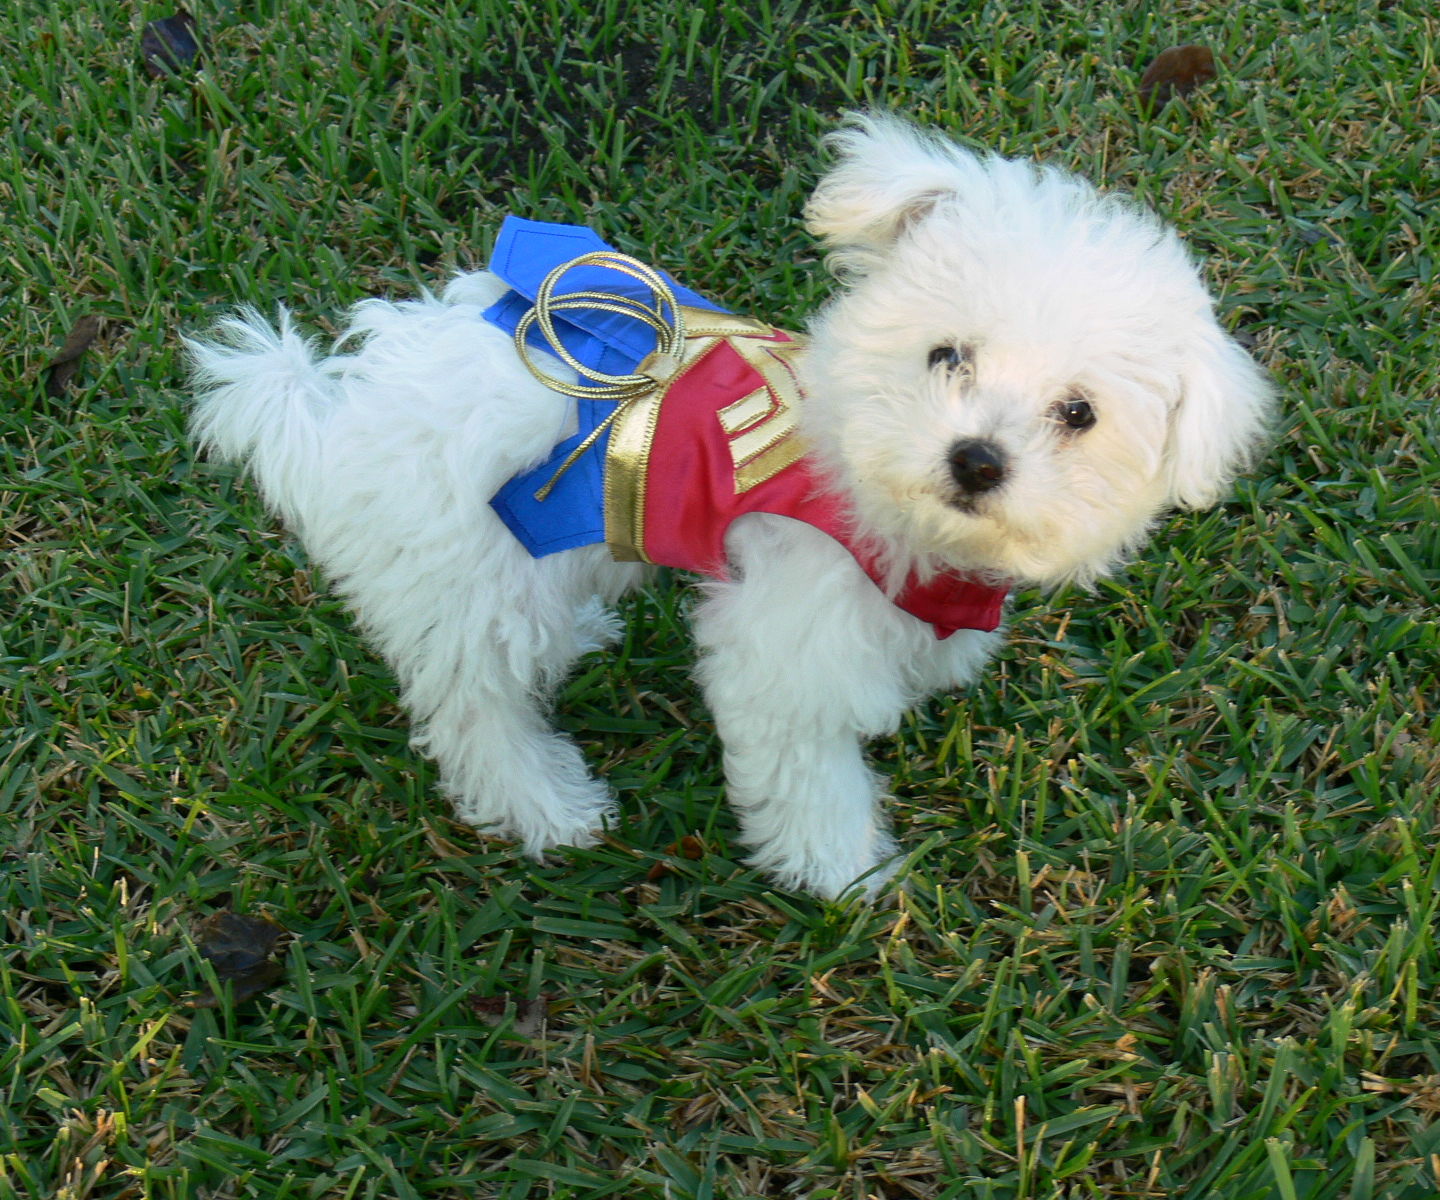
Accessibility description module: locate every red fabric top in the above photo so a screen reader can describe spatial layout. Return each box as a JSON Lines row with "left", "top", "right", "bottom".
{"left": 637, "top": 336, "right": 1008, "bottom": 639}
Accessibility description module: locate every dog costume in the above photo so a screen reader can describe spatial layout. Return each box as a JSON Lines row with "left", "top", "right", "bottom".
{"left": 484, "top": 217, "right": 1008, "bottom": 638}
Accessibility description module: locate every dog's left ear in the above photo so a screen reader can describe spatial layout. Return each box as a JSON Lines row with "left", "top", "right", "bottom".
{"left": 805, "top": 111, "right": 976, "bottom": 273}
{"left": 1165, "top": 315, "right": 1273, "bottom": 509}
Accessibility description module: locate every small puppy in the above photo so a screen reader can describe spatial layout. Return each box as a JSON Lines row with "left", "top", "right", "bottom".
{"left": 189, "top": 113, "right": 1270, "bottom": 899}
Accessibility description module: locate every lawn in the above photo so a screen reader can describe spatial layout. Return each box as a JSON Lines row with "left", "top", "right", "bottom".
{"left": 2, "top": 1, "right": 1437, "bottom": 1197}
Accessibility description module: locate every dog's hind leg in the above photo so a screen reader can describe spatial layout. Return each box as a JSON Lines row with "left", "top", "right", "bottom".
{"left": 413, "top": 683, "right": 618, "bottom": 855}
{"left": 369, "top": 545, "right": 641, "bottom": 857}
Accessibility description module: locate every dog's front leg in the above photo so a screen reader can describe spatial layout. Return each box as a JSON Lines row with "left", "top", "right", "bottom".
{"left": 710, "top": 710, "right": 899, "bottom": 899}
{"left": 693, "top": 518, "right": 940, "bottom": 899}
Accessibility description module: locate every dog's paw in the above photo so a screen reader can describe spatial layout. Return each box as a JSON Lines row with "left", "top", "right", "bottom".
{"left": 448, "top": 767, "right": 616, "bottom": 858}
{"left": 747, "top": 834, "right": 902, "bottom": 902}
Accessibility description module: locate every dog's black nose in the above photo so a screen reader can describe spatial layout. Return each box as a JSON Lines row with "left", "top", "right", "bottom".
{"left": 948, "top": 439, "right": 1008, "bottom": 495}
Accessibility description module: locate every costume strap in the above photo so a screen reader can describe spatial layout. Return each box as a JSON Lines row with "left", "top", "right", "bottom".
{"left": 513, "top": 251, "right": 688, "bottom": 500}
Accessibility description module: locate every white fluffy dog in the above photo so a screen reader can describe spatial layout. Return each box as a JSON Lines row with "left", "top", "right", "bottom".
{"left": 189, "top": 113, "right": 1270, "bottom": 899}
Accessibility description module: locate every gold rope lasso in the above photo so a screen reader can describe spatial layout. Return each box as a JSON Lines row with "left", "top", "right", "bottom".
{"left": 513, "top": 251, "right": 687, "bottom": 501}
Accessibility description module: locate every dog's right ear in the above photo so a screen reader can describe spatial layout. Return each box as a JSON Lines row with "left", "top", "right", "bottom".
{"left": 805, "top": 111, "right": 976, "bottom": 273}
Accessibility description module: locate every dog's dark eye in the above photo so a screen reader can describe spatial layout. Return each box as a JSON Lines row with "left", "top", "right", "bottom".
{"left": 928, "top": 343, "right": 973, "bottom": 372}
{"left": 1056, "top": 396, "right": 1096, "bottom": 430}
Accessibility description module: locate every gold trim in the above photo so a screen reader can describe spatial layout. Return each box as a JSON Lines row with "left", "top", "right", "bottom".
{"left": 716, "top": 387, "right": 775, "bottom": 436}
{"left": 674, "top": 306, "right": 775, "bottom": 338}
{"left": 720, "top": 336, "right": 809, "bottom": 494}
{"left": 601, "top": 386, "right": 660, "bottom": 561}
{"left": 734, "top": 436, "right": 807, "bottom": 492}
{"left": 604, "top": 335, "right": 720, "bottom": 560}
{"left": 510, "top": 248, "right": 813, "bottom": 550}
{"left": 726, "top": 396, "right": 792, "bottom": 465}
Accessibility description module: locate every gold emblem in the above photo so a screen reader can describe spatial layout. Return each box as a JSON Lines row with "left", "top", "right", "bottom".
{"left": 716, "top": 337, "right": 807, "bottom": 493}
{"left": 511, "top": 253, "right": 808, "bottom": 563}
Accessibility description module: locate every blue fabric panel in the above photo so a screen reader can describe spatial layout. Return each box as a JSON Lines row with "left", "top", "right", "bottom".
{"left": 489, "top": 424, "right": 609, "bottom": 556}
{"left": 484, "top": 216, "right": 724, "bottom": 359}
{"left": 482, "top": 217, "right": 726, "bottom": 558}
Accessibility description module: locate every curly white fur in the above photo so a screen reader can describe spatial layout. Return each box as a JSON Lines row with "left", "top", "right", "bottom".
{"left": 188, "top": 112, "right": 1270, "bottom": 899}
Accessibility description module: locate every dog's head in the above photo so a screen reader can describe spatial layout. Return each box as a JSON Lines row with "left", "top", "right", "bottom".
{"left": 799, "top": 112, "right": 1272, "bottom": 589}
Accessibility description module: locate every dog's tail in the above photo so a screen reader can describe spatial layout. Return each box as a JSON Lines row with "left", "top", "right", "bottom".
{"left": 186, "top": 307, "right": 339, "bottom": 533}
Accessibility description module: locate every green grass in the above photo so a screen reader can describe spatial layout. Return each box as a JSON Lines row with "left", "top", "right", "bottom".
{"left": 3, "top": 0, "right": 1438, "bottom": 1196}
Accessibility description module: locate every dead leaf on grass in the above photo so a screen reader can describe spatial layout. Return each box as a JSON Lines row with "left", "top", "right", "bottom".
{"left": 141, "top": 10, "right": 201, "bottom": 77}
{"left": 471, "top": 991, "right": 552, "bottom": 1039}
{"left": 44, "top": 316, "right": 103, "bottom": 397}
{"left": 1137, "top": 45, "right": 1218, "bottom": 110}
{"left": 645, "top": 834, "right": 707, "bottom": 881}
{"left": 189, "top": 911, "right": 287, "bottom": 1007}
{"left": 1361, "top": 1071, "right": 1440, "bottom": 1116}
